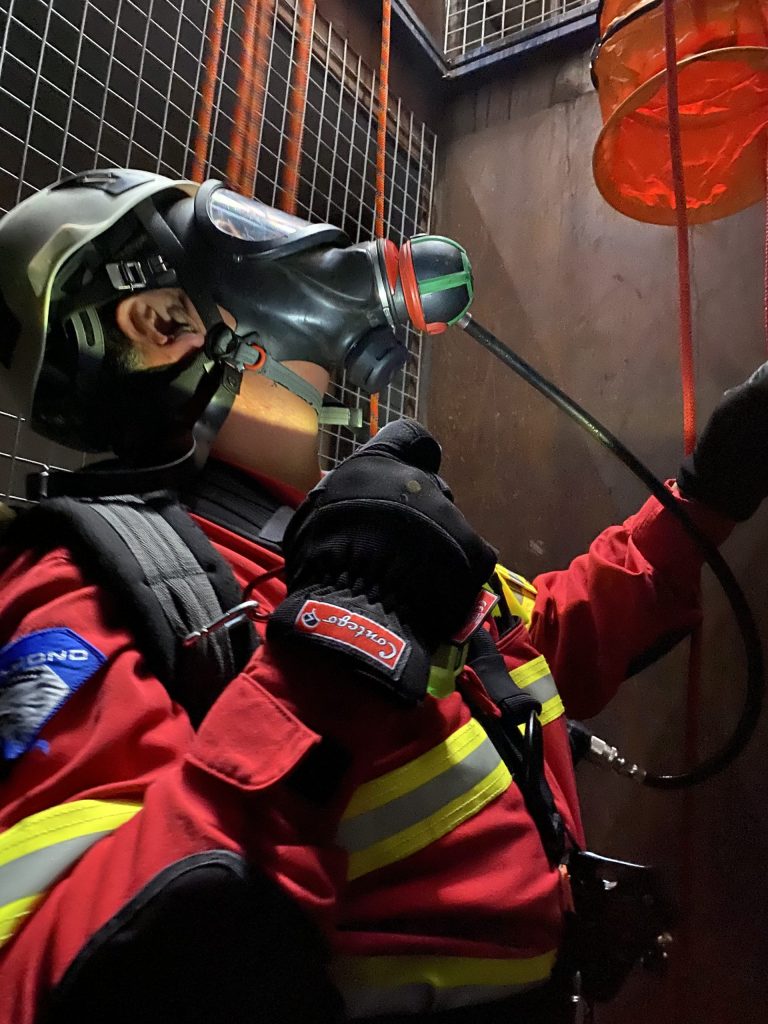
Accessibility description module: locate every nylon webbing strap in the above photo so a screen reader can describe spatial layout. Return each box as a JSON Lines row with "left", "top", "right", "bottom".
{"left": 88, "top": 497, "right": 236, "bottom": 684}
{"left": 181, "top": 458, "right": 293, "bottom": 553}
{"left": 464, "top": 629, "right": 565, "bottom": 866}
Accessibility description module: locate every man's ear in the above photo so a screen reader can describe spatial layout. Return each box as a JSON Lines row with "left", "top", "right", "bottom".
{"left": 114, "top": 291, "right": 205, "bottom": 367}
{"left": 115, "top": 294, "right": 166, "bottom": 348}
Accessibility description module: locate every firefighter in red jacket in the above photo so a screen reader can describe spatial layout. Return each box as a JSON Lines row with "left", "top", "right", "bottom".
{"left": 0, "top": 169, "right": 764, "bottom": 1024}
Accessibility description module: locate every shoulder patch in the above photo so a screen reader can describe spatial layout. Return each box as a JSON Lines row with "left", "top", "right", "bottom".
{"left": 0, "top": 628, "right": 106, "bottom": 761}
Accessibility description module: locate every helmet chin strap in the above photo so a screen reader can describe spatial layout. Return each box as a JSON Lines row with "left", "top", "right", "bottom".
{"left": 256, "top": 352, "right": 361, "bottom": 428}
{"left": 210, "top": 326, "right": 364, "bottom": 430}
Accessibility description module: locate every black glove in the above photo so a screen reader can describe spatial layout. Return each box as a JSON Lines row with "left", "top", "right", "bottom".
{"left": 267, "top": 419, "right": 498, "bottom": 703}
{"left": 677, "top": 361, "right": 768, "bottom": 521}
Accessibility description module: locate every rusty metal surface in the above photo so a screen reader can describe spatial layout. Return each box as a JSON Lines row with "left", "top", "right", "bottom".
{"left": 408, "top": 0, "right": 445, "bottom": 43}
{"left": 315, "top": 0, "right": 443, "bottom": 123}
{"left": 428, "top": 45, "right": 768, "bottom": 1024}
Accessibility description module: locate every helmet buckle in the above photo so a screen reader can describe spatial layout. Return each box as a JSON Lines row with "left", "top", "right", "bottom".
{"left": 106, "top": 260, "right": 148, "bottom": 292}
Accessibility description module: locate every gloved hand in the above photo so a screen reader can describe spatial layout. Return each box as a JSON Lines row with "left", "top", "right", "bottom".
{"left": 267, "top": 419, "right": 497, "bottom": 703}
{"left": 677, "top": 361, "right": 768, "bottom": 521}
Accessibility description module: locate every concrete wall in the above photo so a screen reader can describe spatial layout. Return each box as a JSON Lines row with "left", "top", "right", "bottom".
{"left": 427, "top": 45, "right": 768, "bottom": 1024}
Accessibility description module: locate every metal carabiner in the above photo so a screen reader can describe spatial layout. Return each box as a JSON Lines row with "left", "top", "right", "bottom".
{"left": 182, "top": 566, "right": 284, "bottom": 648}
{"left": 182, "top": 600, "right": 269, "bottom": 647}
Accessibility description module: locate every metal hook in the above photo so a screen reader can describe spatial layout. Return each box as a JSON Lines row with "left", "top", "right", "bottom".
{"left": 183, "top": 600, "right": 269, "bottom": 648}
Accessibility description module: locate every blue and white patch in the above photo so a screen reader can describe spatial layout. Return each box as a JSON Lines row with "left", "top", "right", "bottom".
{"left": 0, "top": 628, "right": 106, "bottom": 761}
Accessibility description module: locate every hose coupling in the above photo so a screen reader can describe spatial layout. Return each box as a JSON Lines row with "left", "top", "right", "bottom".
{"left": 587, "top": 735, "right": 646, "bottom": 782}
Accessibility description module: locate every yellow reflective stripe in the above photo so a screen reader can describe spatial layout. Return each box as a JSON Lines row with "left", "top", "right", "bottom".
{"left": 0, "top": 894, "right": 40, "bottom": 946}
{"left": 510, "top": 655, "right": 564, "bottom": 727}
{"left": 508, "top": 655, "right": 549, "bottom": 690}
{"left": 342, "top": 720, "right": 512, "bottom": 881}
{"left": 0, "top": 799, "right": 142, "bottom": 869}
{"left": 337, "top": 950, "right": 557, "bottom": 989}
{"left": 346, "top": 758, "right": 511, "bottom": 881}
{"left": 0, "top": 799, "right": 142, "bottom": 951}
{"left": 344, "top": 718, "right": 489, "bottom": 819}
{"left": 335, "top": 950, "right": 558, "bottom": 1017}
{"left": 539, "top": 694, "right": 565, "bottom": 727}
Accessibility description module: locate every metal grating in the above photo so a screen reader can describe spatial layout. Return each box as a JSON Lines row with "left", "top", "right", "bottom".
{"left": 444, "top": 0, "right": 592, "bottom": 58}
{"left": 0, "top": 0, "right": 436, "bottom": 499}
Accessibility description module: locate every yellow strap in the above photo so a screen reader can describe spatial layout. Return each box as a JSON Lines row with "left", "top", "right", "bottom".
{"left": 494, "top": 563, "right": 538, "bottom": 629}
{"left": 0, "top": 799, "right": 142, "bottom": 869}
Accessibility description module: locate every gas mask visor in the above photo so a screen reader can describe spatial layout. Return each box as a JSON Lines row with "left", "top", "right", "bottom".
{"left": 191, "top": 181, "right": 348, "bottom": 258}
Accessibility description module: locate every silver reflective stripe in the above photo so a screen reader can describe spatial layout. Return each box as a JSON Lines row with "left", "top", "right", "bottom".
{"left": 0, "top": 830, "right": 112, "bottom": 906}
{"left": 338, "top": 736, "right": 501, "bottom": 854}
{"left": 519, "top": 672, "right": 558, "bottom": 706}
{"left": 342, "top": 979, "right": 545, "bottom": 1018}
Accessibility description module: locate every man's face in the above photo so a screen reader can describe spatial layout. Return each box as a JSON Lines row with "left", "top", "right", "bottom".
{"left": 114, "top": 286, "right": 210, "bottom": 368}
{"left": 113, "top": 285, "right": 330, "bottom": 489}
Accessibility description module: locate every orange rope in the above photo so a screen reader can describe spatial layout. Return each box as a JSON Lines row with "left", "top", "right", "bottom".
{"left": 191, "top": 0, "right": 228, "bottom": 183}
{"left": 225, "top": 0, "right": 260, "bottom": 189}
{"left": 663, "top": 0, "right": 699, "bottom": 942}
{"left": 370, "top": 0, "right": 393, "bottom": 436}
{"left": 662, "top": 0, "right": 696, "bottom": 455}
{"left": 240, "top": 0, "right": 274, "bottom": 195}
{"left": 280, "top": 0, "right": 314, "bottom": 214}
{"left": 375, "top": 0, "right": 392, "bottom": 239}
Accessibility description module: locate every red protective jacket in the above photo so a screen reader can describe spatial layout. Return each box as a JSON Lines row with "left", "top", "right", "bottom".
{"left": 0, "top": 473, "right": 732, "bottom": 1022}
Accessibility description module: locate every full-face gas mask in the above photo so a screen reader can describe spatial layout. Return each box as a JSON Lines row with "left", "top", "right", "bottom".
{"left": 135, "top": 178, "right": 475, "bottom": 419}
{"left": 0, "top": 168, "right": 475, "bottom": 496}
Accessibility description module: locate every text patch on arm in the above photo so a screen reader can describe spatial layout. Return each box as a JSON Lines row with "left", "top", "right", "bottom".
{"left": 0, "top": 628, "right": 106, "bottom": 760}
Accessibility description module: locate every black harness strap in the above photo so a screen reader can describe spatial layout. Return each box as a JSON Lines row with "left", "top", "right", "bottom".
{"left": 181, "top": 459, "right": 293, "bottom": 553}
{"left": 3, "top": 489, "right": 257, "bottom": 727}
{"left": 463, "top": 627, "right": 567, "bottom": 866}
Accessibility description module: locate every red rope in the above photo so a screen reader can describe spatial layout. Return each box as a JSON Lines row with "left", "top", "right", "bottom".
{"left": 280, "top": 0, "right": 314, "bottom": 214}
{"left": 191, "top": 0, "right": 228, "bottom": 183}
{"left": 240, "top": 0, "right": 273, "bottom": 195}
{"left": 225, "top": 0, "right": 259, "bottom": 190}
{"left": 370, "top": 0, "right": 393, "bottom": 437}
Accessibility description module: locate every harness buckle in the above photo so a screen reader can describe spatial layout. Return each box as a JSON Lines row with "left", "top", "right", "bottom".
{"left": 106, "top": 260, "right": 148, "bottom": 292}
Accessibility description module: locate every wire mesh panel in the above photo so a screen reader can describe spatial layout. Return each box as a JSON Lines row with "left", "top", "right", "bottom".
{"left": 0, "top": 0, "right": 436, "bottom": 498}
{"left": 444, "top": 0, "right": 592, "bottom": 57}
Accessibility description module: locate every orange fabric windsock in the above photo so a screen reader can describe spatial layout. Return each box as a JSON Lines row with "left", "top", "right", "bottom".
{"left": 592, "top": 0, "right": 768, "bottom": 224}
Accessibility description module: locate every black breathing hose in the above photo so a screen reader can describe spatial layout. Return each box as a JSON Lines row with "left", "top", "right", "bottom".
{"left": 460, "top": 314, "right": 764, "bottom": 789}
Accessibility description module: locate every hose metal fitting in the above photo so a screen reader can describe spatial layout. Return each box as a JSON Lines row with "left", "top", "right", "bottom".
{"left": 587, "top": 735, "right": 646, "bottom": 783}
